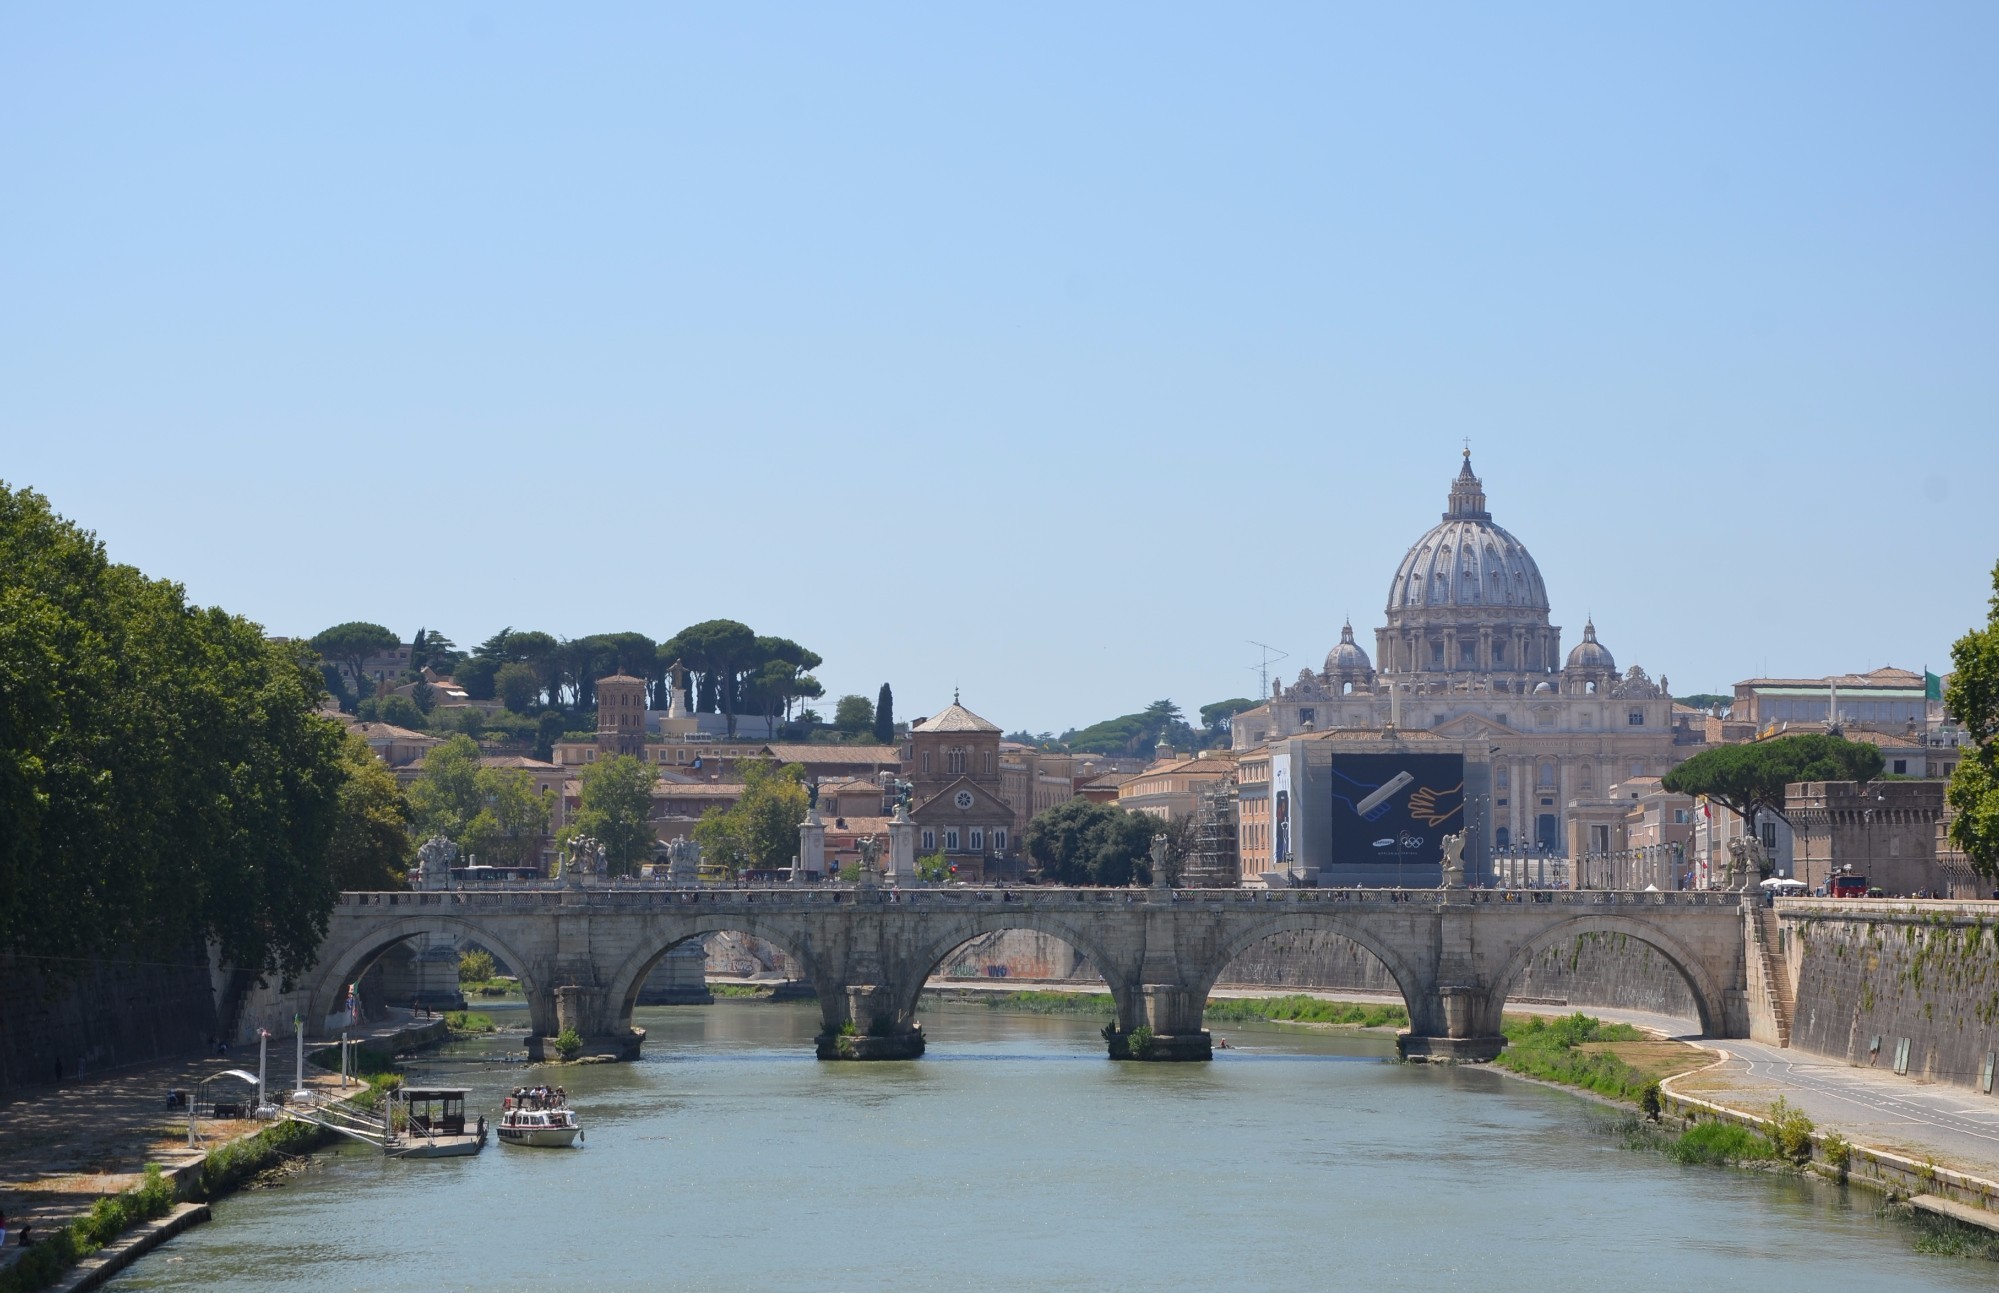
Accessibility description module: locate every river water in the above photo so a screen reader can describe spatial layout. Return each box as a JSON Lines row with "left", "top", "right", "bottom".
{"left": 107, "top": 1000, "right": 1989, "bottom": 1292}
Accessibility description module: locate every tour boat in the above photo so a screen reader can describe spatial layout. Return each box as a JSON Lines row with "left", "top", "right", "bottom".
{"left": 498, "top": 1098, "right": 583, "bottom": 1148}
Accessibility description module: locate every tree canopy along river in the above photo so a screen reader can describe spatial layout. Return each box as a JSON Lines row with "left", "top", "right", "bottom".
{"left": 108, "top": 1000, "right": 1991, "bottom": 1292}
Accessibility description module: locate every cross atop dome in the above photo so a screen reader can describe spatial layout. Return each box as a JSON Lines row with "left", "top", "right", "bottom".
{"left": 1446, "top": 448, "right": 1489, "bottom": 520}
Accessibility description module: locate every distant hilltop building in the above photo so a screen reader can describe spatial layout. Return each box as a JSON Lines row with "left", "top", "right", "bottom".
{"left": 1234, "top": 451, "right": 1696, "bottom": 871}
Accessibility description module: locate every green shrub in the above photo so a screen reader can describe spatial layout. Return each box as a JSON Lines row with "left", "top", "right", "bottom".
{"left": 553, "top": 1027, "right": 584, "bottom": 1060}
{"left": 1669, "top": 1120, "right": 1777, "bottom": 1166}
{"left": 1821, "top": 1131, "right": 1852, "bottom": 1177}
{"left": 1126, "top": 1025, "right": 1156, "bottom": 1059}
{"left": 458, "top": 949, "right": 497, "bottom": 983}
{"left": 1765, "top": 1097, "right": 1815, "bottom": 1163}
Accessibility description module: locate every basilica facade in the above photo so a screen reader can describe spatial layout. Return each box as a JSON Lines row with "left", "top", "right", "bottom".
{"left": 1233, "top": 453, "right": 1698, "bottom": 857}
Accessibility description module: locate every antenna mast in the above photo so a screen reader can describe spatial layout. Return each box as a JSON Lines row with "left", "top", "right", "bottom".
{"left": 1246, "top": 640, "right": 1290, "bottom": 698}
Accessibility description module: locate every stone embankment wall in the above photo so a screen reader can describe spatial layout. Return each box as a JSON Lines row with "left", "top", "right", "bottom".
{"left": 899, "top": 927, "right": 1702, "bottom": 1022}
{"left": 1780, "top": 898, "right": 1999, "bottom": 1091}
{"left": 0, "top": 949, "right": 217, "bottom": 1093}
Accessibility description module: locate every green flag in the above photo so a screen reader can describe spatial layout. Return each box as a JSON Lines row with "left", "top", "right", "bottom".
{"left": 1925, "top": 670, "right": 1942, "bottom": 702}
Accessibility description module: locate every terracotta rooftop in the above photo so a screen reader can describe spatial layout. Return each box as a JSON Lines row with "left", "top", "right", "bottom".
{"left": 759, "top": 744, "right": 903, "bottom": 765}
{"left": 911, "top": 701, "right": 1001, "bottom": 734}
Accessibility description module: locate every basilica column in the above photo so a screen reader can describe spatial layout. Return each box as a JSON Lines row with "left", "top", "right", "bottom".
{"left": 1478, "top": 626, "right": 1493, "bottom": 672}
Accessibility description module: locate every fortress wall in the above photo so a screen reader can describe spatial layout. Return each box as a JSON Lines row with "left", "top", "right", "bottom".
{"left": 1781, "top": 900, "right": 1999, "bottom": 1091}
{"left": 0, "top": 949, "right": 217, "bottom": 1093}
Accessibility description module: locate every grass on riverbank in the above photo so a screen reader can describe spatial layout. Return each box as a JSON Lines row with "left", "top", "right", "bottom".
{"left": 1494, "top": 1013, "right": 1695, "bottom": 1105}
{"left": 0, "top": 1163, "right": 177, "bottom": 1293}
{"left": 1203, "top": 996, "right": 1409, "bottom": 1028}
{"left": 937, "top": 988, "right": 1118, "bottom": 1015}
{"left": 444, "top": 1011, "right": 496, "bottom": 1034}
{"left": 709, "top": 983, "right": 770, "bottom": 998}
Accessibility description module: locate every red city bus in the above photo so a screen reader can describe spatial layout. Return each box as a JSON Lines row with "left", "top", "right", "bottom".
{"left": 1829, "top": 874, "right": 1869, "bottom": 898}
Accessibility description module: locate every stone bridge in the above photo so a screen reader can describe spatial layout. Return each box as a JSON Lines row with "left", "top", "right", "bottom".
{"left": 238, "top": 886, "right": 1753, "bottom": 1063}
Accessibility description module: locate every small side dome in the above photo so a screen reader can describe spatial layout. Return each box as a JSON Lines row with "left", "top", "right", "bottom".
{"left": 1532, "top": 680, "right": 1556, "bottom": 694}
{"left": 1565, "top": 619, "right": 1616, "bottom": 672}
{"left": 1324, "top": 620, "right": 1373, "bottom": 675}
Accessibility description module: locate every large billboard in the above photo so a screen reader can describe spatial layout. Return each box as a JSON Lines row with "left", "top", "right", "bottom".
{"left": 1323, "top": 753, "right": 1466, "bottom": 872}
{"left": 1271, "top": 753, "right": 1294, "bottom": 865}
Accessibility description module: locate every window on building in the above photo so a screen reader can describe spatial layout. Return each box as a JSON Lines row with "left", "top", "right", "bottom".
{"left": 1590, "top": 825, "right": 1611, "bottom": 853}
{"left": 1538, "top": 763, "right": 1556, "bottom": 789}
{"left": 1673, "top": 809, "right": 1689, "bottom": 824}
{"left": 1893, "top": 759, "right": 1907, "bottom": 774}
{"left": 921, "top": 751, "right": 931, "bottom": 774}
{"left": 1496, "top": 767, "right": 1510, "bottom": 789}
{"left": 946, "top": 829, "right": 961, "bottom": 851}
{"left": 1760, "top": 822, "right": 1777, "bottom": 849}
{"left": 948, "top": 748, "right": 967, "bottom": 774}
{"left": 1536, "top": 709, "right": 1554, "bottom": 728}
{"left": 970, "top": 829, "right": 984, "bottom": 851}
{"left": 1630, "top": 762, "right": 1644, "bottom": 777}
{"left": 1431, "top": 640, "right": 1445, "bottom": 667}
{"left": 1628, "top": 710, "right": 1644, "bottom": 726}
{"left": 1298, "top": 707, "right": 1315, "bottom": 726}
{"left": 1492, "top": 642, "right": 1506, "bottom": 664}
{"left": 922, "top": 830, "right": 935, "bottom": 851}
{"left": 1495, "top": 826, "right": 1511, "bottom": 848}
{"left": 994, "top": 829, "right": 1007, "bottom": 851}
{"left": 985, "top": 750, "right": 994, "bottom": 775}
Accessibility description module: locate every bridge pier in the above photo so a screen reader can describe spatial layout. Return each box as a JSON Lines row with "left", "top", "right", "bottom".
{"left": 816, "top": 985, "right": 925, "bottom": 1061}
{"left": 524, "top": 984, "right": 646, "bottom": 1062}
{"left": 1106, "top": 985, "right": 1212, "bottom": 1061}
{"left": 1396, "top": 984, "right": 1505, "bottom": 1063}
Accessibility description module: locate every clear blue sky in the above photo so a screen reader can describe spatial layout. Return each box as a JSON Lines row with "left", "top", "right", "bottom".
{"left": 5, "top": 4, "right": 1996, "bottom": 734}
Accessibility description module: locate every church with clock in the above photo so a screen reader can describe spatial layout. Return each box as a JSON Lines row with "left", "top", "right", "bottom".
{"left": 905, "top": 694, "right": 1019, "bottom": 881}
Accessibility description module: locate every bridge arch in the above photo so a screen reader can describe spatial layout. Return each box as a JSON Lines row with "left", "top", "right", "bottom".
{"left": 892, "top": 910, "right": 1137, "bottom": 1029}
{"left": 310, "top": 913, "right": 549, "bottom": 1034}
{"left": 1490, "top": 914, "right": 1725, "bottom": 1037}
{"left": 602, "top": 915, "right": 820, "bottom": 1032}
{"left": 1191, "top": 912, "right": 1434, "bottom": 1032}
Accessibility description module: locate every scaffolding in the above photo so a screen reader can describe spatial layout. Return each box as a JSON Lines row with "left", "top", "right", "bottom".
{"left": 1183, "top": 777, "right": 1240, "bottom": 888}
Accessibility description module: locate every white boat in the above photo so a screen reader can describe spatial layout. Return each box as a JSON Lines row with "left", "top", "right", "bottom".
{"left": 497, "top": 1098, "right": 582, "bottom": 1148}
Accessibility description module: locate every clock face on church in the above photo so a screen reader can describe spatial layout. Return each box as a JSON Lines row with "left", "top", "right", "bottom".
{"left": 953, "top": 790, "right": 975, "bottom": 810}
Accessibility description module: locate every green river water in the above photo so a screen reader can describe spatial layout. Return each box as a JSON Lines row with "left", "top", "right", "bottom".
{"left": 103, "top": 999, "right": 1993, "bottom": 1292}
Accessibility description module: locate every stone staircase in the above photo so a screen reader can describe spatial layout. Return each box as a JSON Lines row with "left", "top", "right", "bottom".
{"left": 1749, "top": 906, "right": 1795, "bottom": 1047}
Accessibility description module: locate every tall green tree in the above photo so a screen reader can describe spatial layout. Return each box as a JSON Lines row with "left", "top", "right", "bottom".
{"left": 1661, "top": 733, "right": 1886, "bottom": 839}
{"left": 326, "top": 732, "right": 414, "bottom": 889}
{"left": 661, "top": 620, "right": 758, "bottom": 736}
{"left": 1946, "top": 559, "right": 1999, "bottom": 879}
{"left": 566, "top": 755, "right": 659, "bottom": 875}
{"left": 495, "top": 661, "right": 541, "bottom": 713}
{"left": 1062, "top": 700, "right": 1200, "bottom": 757}
{"left": 693, "top": 759, "right": 809, "bottom": 877}
{"left": 874, "top": 683, "right": 895, "bottom": 744}
{"left": 834, "top": 693, "right": 875, "bottom": 737}
{"left": 1022, "top": 799, "right": 1162, "bottom": 885}
{"left": 310, "top": 621, "right": 400, "bottom": 707}
{"left": 1199, "top": 698, "right": 1257, "bottom": 746}
{"left": 463, "top": 769, "right": 554, "bottom": 870}
{"left": 1, "top": 484, "right": 347, "bottom": 983}
{"left": 407, "top": 734, "right": 487, "bottom": 843}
